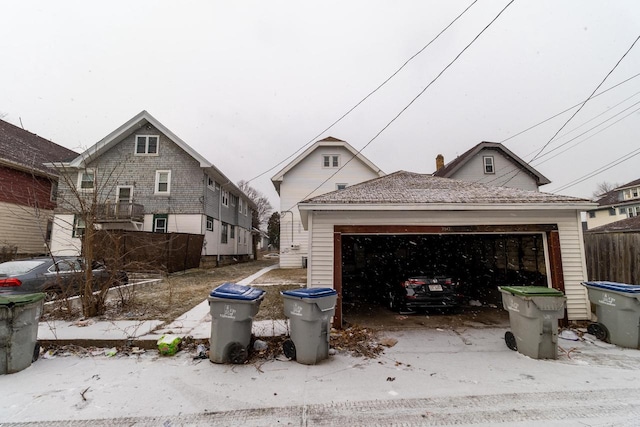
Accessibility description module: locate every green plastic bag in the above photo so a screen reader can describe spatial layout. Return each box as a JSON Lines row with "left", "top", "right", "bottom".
{"left": 157, "top": 334, "right": 181, "bottom": 356}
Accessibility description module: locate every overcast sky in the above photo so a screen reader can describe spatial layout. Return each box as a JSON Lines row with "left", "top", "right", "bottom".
{"left": 2, "top": 1, "right": 639, "bottom": 209}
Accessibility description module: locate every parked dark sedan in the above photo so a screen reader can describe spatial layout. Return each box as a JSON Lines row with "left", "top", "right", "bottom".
{"left": 386, "top": 275, "right": 463, "bottom": 312}
{"left": 0, "top": 257, "right": 128, "bottom": 299}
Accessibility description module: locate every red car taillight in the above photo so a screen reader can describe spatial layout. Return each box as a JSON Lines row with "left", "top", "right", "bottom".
{"left": 0, "top": 278, "right": 22, "bottom": 287}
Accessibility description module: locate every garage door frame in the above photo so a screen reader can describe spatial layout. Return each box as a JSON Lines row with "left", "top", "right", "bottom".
{"left": 333, "top": 224, "right": 564, "bottom": 327}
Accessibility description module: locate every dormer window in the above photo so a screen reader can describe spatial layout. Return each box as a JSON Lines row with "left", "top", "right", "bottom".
{"left": 483, "top": 156, "right": 494, "bottom": 174}
{"left": 623, "top": 187, "right": 640, "bottom": 200}
{"left": 323, "top": 155, "right": 339, "bottom": 168}
{"left": 135, "top": 135, "right": 159, "bottom": 155}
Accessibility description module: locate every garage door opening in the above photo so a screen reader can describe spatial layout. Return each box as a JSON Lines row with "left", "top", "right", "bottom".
{"left": 340, "top": 233, "right": 548, "bottom": 327}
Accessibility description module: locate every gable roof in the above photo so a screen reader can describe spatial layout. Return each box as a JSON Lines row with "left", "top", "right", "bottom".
{"left": 586, "top": 215, "right": 640, "bottom": 233}
{"left": 298, "top": 171, "right": 592, "bottom": 227}
{"left": 0, "top": 118, "right": 77, "bottom": 177}
{"left": 433, "top": 141, "right": 551, "bottom": 186}
{"left": 593, "top": 177, "right": 640, "bottom": 207}
{"left": 301, "top": 170, "right": 589, "bottom": 206}
{"left": 43, "top": 111, "right": 256, "bottom": 210}
{"left": 270, "top": 137, "right": 384, "bottom": 194}
{"left": 51, "top": 110, "right": 211, "bottom": 169}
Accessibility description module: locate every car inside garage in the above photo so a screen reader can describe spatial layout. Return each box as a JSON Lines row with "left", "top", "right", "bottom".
{"left": 341, "top": 232, "right": 548, "bottom": 320}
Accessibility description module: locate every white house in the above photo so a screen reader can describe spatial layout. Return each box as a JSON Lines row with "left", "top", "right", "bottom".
{"left": 271, "top": 137, "right": 384, "bottom": 268}
{"left": 586, "top": 178, "right": 640, "bottom": 229}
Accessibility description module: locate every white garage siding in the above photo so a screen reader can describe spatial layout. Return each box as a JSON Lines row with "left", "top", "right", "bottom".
{"left": 307, "top": 209, "right": 591, "bottom": 321}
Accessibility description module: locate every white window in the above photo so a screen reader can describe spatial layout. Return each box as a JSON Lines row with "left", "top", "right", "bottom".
{"left": 155, "top": 170, "right": 171, "bottom": 195}
{"left": 154, "top": 216, "right": 168, "bottom": 233}
{"left": 207, "top": 176, "right": 216, "bottom": 189}
{"left": 117, "top": 186, "right": 132, "bottom": 203}
{"left": 206, "top": 216, "right": 214, "bottom": 231}
{"left": 483, "top": 156, "right": 494, "bottom": 174}
{"left": 323, "top": 155, "right": 339, "bottom": 168}
{"left": 222, "top": 190, "right": 229, "bottom": 207}
{"left": 238, "top": 199, "right": 243, "bottom": 213}
{"left": 50, "top": 181, "right": 58, "bottom": 202}
{"left": 230, "top": 194, "right": 238, "bottom": 206}
{"left": 135, "top": 135, "right": 159, "bottom": 155}
{"left": 336, "top": 183, "right": 347, "bottom": 190}
{"left": 77, "top": 169, "right": 95, "bottom": 191}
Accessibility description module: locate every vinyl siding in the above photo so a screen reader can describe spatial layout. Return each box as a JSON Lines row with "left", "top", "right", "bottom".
{"left": 278, "top": 146, "right": 381, "bottom": 268}
{"left": 450, "top": 149, "right": 539, "bottom": 191}
{"left": 0, "top": 202, "right": 51, "bottom": 255}
{"left": 308, "top": 209, "right": 590, "bottom": 320}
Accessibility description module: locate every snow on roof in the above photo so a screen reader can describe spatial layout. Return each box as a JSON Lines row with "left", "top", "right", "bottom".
{"left": 301, "top": 171, "right": 590, "bottom": 205}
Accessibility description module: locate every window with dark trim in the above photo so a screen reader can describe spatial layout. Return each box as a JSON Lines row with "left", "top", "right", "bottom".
{"left": 483, "top": 156, "right": 494, "bottom": 174}
{"left": 135, "top": 135, "right": 159, "bottom": 155}
{"left": 230, "top": 225, "right": 235, "bottom": 239}
{"left": 153, "top": 214, "right": 168, "bottom": 233}
{"left": 206, "top": 216, "right": 214, "bottom": 231}
{"left": 221, "top": 223, "right": 228, "bottom": 243}
{"left": 73, "top": 215, "right": 85, "bottom": 238}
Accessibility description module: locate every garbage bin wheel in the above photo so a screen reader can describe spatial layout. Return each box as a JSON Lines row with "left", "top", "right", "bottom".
{"left": 283, "top": 339, "right": 296, "bottom": 360}
{"left": 587, "top": 322, "right": 609, "bottom": 342}
{"left": 227, "top": 342, "right": 248, "bottom": 364}
{"left": 32, "top": 341, "right": 41, "bottom": 362}
{"left": 504, "top": 331, "right": 518, "bottom": 351}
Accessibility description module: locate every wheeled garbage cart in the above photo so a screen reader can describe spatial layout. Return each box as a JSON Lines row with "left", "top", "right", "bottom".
{"left": 582, "top": 281, "right": 640, "bottom": 348}
{"left": 208, "top": 282, "right": 265, "bottom": 364}
{"left": 499, "top": 286, "right": 566, "bottom": 359}
{"left": 1, "top": 293, "right": 45, "bottom": 375}
{"left": 281, "top": 288, "right": 337, "bottom": 365}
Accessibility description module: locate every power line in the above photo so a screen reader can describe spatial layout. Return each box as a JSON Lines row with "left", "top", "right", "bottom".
{"left": 550, "top": 147, "right": 640, "bottom": 194}
{"left": 529, "top": 35, "right": 640, "bottom": 164}
{"left": 499, "top": 72, "right": 640, "bottom": 144}
{"left": 246, "top": 0, "right": 479, "bottom": 184}
{"left": 290, "top": 0, "right": 516, "bottom": 210}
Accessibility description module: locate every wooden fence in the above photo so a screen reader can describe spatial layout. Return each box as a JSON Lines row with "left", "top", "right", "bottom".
{"left": 93, "top": 230, "right": 204, "bottom": 273}
{"left": 584, "top": 232, "right": 640, "bottom": 285}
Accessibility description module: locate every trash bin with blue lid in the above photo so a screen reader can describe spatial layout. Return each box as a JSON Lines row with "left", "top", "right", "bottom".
{"left": 1, "top": 293, "right": 45, "bottom": 375}
{"left": 208, "top": 282, "right": 265, "bottom": 364}
{"left": 281, "top": 287, "right": 337, "bottom": 365}
{"left": 582, "top": 281, "right": 640, "bottom": 348}
{"left": 498, "top": 286, "right": 566, "bottom": 359}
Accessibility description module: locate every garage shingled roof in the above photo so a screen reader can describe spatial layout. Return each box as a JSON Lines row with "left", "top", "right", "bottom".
{"left": 301, "top": 171, "right": 590, "bottom": 205}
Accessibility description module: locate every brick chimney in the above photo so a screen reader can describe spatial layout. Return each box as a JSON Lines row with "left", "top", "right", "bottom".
{"left": 436, "top": 154, "right": 444, "bottom": 171}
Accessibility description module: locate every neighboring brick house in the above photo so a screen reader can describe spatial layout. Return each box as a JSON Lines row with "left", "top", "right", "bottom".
{"left": 271, "top": 137, "right": 385, "bottom": 268}
{"left": 45, "top": 111, "right": 256, "bottom": 262}
{"left": 0, "top": 119, "right": 77, "bottom": 257}
{"left": 586, "top": 178, "right": 640, "bottom": 230}
{"left": 433, "top": 141, "right": 550, "bottom": 191}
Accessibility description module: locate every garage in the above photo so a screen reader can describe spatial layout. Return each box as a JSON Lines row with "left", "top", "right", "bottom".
{"left": 298, "top": 171, "right": 595, "bottom": 327}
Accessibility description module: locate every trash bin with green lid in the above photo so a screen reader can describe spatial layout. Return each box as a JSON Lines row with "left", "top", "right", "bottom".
{"left": 281, "top": 287, "right": 337, "bottom": 365}
{"left": 498, "top": 286, "right": 566, "bottom": 359}
{"left": 1, "top": 293, "right": 45, "bottom": 375}
{"left": 581, "top": 281, "right": 640, "bottom": 348}
{"left": 208, "top": 283, "right": 265, "bottom": 364}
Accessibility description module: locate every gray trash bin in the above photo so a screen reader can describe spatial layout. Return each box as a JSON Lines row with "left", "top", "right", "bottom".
{"left": 499, "top": 286, "right": 566, "bottom": 359}
{"left": 208, "top": 283, "right": 265, "bottom": 364}
{"left": 582, "top": 281, "right": 640, "bottom": 349}
{"left": 281, "top": 287, "right": 337, "bottom": 365}
{"left": 1, "top": 293, "right": 45, "bottom": 375}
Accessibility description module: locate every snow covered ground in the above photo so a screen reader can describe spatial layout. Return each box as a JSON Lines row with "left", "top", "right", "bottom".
{"left": 2, "top": 327, "right": 640, "bottom": 426}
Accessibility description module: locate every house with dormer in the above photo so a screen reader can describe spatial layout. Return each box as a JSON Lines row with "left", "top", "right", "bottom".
{"left": 45, "top": 111, "right": 255, "bottom": 263}
{"left": 271, "top": 137, "right": 384, "bottom": 268}
{"left": 433, "top": 141, "right": 550, "bottom": 191}
{"left": 586, "top": 178, "right": 640, "bottom": 229}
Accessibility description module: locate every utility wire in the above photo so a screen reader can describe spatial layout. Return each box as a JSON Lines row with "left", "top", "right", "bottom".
{"left": 551, "top": 147, "right": 640, "bottom": 194}
{"left": 529, "top": 35, "right": 640, "bottom": 164}
{"left": 246, "top": 0, "right": 479, "bottom": 184}
{"left": 499, "top": 71, "right": 640, "bottom": 144}
{"left": 290, "top": 0, "right": 516, "bottom": 210}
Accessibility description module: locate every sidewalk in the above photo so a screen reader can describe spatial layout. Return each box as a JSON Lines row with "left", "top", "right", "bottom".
{"left": 37, "top": 263, "right": 286, "bottom": 348}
